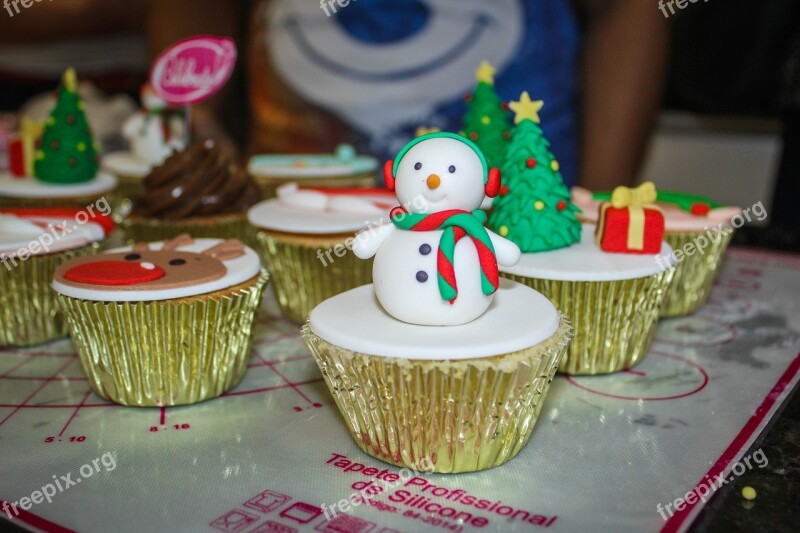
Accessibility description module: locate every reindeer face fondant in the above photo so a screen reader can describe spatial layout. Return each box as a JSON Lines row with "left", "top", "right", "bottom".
{"left": 54, "top": 234, "right": 246, "bottom": 291}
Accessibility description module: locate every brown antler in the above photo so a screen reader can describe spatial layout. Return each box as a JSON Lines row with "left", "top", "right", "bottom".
{"left": 162, "top": 234, "right": 194, "bottom": 251}
{"left": 202, "top": 239, "right": 246, "bottom": 261}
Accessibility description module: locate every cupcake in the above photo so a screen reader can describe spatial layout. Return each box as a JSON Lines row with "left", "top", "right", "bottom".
{"left": 248, "top": 183, "right": 394, "bottom": 323}
{"left": 122, "top": 141, "right": 260, "bottom": 244}
{"left": 0, "top": 69, "right": 117, "bottom": 208}
{"left": 247, "top": 144, "right": 377, "bottom": 199}
{"left": 502, "top": 224, "right": 675, "bottom": 375}
{"left": 304, "top": 132, "right": 572, "bottom": 473}
{"left": 489, "top": 95, "right": 674, "bottom": 375}
{"left": 572, "top": 187, "right": 742, "bottom": 317}
{"left": 0, "top": 206, "right": 113, "bottom": 346}
{"left": 103, "top": 83, "right": 187, "bottom": 217}
{"left": 52, "top": 234, "right": 268, "bottom": 406}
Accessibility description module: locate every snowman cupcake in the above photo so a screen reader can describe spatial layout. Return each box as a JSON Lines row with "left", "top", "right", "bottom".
{"left": 0, "top": 207, "right": 112, "bottom": 346}
{"left": 489, "top": 95, "right": 675, "bottom": 375}
{"left": 302, "top": 133, "right": 573, "bottom": 473}
{"left": 103, "top": 83, "right": 187, "bottom": 217}
{"left": 247, "top": 183, "right": 394, "bottom": 323}
{"left": 0, "top": 69, "right": 117, "bottom": 209}
{"left": 572, "top": 187, "right": 742, "bottom": 317}
{"left": 247, "top": 144, "right": 377, "bottom": 199}
{"left": 53, "top": 235, "right": 268, "bottom": 406}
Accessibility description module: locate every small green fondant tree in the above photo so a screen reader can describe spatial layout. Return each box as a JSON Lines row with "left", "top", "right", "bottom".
{"left": 488, "top": 92, "right": 581, "bottom": 252}
{"left": 35, "top": 68, "right": 99, "bottom": 184}
{"left": 462, "top": 61, "right": 511, "bottom": 169}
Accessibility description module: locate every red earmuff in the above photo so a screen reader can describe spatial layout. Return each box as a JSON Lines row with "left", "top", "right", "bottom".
{"left": 485, "top": 167, "right": 501, "bottom": 198}
{"left": 384, "top": 160, "right": 396, "bottom": 191}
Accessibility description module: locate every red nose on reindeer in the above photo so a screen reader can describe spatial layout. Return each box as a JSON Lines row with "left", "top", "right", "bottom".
{"left": 63, "top": 260, "right": 166, "bottom": 286}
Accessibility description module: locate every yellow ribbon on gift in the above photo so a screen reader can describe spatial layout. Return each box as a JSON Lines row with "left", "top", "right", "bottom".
{"left": 596, "top": 181, "right": 659, "bottom": 250}
{"left": 18, "top": 118, "right": 43, "bottom": 176}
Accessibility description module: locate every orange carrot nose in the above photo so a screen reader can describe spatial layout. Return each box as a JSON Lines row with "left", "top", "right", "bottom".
{"left": 426, "top": 174, "right": 441, "bottom": 190}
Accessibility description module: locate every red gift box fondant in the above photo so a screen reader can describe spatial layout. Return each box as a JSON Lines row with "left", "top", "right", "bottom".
{"left": 596, "top": 204, "right": 665, "bottom": 254}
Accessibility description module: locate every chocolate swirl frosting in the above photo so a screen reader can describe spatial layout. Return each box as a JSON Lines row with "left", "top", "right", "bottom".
{"left": 133, "top": 141, "right": 260, "bottom": 219}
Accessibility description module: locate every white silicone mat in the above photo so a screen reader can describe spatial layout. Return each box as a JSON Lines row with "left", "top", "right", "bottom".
{"left": 1, "top": 247, "right": 799, "bottom": 533}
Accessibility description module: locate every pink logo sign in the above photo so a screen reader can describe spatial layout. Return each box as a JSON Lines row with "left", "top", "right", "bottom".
{"left": 150, "top": 35, "right": 237, "bottom": 106}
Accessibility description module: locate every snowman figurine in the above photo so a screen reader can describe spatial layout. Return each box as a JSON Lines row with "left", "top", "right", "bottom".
{"left": 122, "top": 83, "right": 187, "bottom": 166}
{"left": 353, "top": 132, "right": 521, "bottom": 326}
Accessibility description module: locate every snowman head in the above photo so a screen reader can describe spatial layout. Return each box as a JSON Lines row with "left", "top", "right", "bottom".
{"left": 385, "top": 132, "right": 500, "bottom": 214}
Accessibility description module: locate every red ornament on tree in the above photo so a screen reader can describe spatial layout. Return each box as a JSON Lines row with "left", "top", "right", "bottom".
{"left": 556, "top": 200, "right": 567, "bottom": 212}
{"left": 501, "top": 102, "right": 509, "bottom": 111}
{"left": 503, "top": 130, "right": 511, "bottom": 140}
{"left": 526, "top": 158, "right": 537, "bottom": 169}
{"left": 690, "top": 202, "right": 711, "bottom": 216}
{"left": 464, "top": 94, "right": 473, "bottom": 102}
{"left": 469, "top": 132, "right": 479, "bottom": 141}
{"left": 500, "top": 185, "right": 510, "bottom": 196}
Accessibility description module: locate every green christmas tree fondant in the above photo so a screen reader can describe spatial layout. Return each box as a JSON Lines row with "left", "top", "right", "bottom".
{"left": 462, "top": 61, "right": 511, "bottom": 169}
{"left": 34, "top": 68, "right": 99, "bottom": 184}
{"left": 488, "top": 92, "right": 581, "bottom": 252}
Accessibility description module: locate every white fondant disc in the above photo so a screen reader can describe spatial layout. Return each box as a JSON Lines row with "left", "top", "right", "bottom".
{"left": 247, "top": 154, "right": 377, "bottom": 178}
{"left": 0, "top": 171, "right": 118, "bottom": 199}
{"left": 501, "top": 225, "right": 675, "bottom": 282}
{"left": 0, "top": 214, "right": 105, "bottom": 257}
{"left": 52, "top": 238, "right": 262, "bottom": 302}
{"left": 248, "top": 196, "right": 393, "bottom": 234}
{"left": 309, "top": 279, "right": 560, "bottom": 360}
{"left": 102, "top": 152, "right": 151, "bottom": 178}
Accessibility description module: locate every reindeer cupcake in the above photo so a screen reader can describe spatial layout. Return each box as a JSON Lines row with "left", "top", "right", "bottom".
{"left": 53, "top": 234, "right": 269, "bottom": 406}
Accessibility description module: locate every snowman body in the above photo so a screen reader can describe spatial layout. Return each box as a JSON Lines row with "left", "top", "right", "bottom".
{"left": 353, "top": 133, "right": 521, "bottom": 327}
{"left": 373, "top": 227, "right": 493, "bottom": 326}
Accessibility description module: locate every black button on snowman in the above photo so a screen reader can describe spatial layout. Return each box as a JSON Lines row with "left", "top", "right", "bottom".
{"left": 353, "top": 132, "right": 521, "bottom": 326}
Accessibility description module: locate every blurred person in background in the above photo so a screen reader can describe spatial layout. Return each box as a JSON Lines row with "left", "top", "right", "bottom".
{"left": 0, "top": 0, "right": 671, "bottom": 191}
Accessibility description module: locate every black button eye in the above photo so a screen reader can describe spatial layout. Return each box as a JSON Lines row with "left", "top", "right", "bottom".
{"left": 124, "top": 253, "right": 141, "bottom": 261}
{"left": 449, "top": 165, "right": 456, "bottom": 174}
{"left": 169, "top": 259, "right": 186, "bottom": 266}
{"left": 414, "top": 162, "right": 422, "bottom": 170}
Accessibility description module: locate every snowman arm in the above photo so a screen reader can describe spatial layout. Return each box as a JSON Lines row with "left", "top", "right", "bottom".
{"left": 487, "top": 230, "right": 521, "bottom": 267}
{"left": 352, "top": 223, "right": 395, "bottom": 259}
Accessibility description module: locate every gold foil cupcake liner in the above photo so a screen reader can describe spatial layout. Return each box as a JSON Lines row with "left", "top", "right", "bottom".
{"left": 504, "top": 269, "right": 675, "bottom": 375}
{"left": 301, "top": 317, "right": 573, "bottom": 473}
{"left": 56, "top": 271, "right": 269, "bottom": 407}
{"left": 253, "top": 172, "right": 376, "bottom": 199}
{"left": 255, "top": 230, "right": 373, "bottom": 323}
{"left": 121, "top": 213, "right": 254, "bottom": 247}
{"left": 0, "top": 243, "right": 100, "bottom": 347}
{"left": 661, "top": 229, "right": 734, "bottom": 317}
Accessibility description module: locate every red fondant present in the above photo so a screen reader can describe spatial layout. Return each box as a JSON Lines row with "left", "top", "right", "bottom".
{"left": 596, "top": 203, "right": 665, "bottom": 254}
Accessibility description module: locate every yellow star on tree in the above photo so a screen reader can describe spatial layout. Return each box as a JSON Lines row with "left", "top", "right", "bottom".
{"left": 509, "top": 92, "right": 544, "bottom": 124}
{"left": 415, "top": 126, "right": 441, "bottom": 137}
{"left": 475, "top": 61, "right": 496, "bottom": 85}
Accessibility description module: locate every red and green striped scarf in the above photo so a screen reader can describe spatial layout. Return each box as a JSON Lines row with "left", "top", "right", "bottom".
{"left": 390, "top": 207, "right": 499, "bottom": 303}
